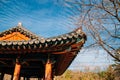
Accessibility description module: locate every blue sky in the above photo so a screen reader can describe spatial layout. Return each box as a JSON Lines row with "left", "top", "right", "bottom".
{"left": 0, "top": 0, "right": 114, "bottom": 71}
{"left": 69, "top": 49, "right": 114, "bottom": 71}
{"left": 0, "top": 0, "right": 76, "bottom": 37}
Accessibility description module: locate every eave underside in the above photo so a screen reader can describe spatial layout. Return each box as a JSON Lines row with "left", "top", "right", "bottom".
{"left": 0, "top": 50, "right": 78, "bottom": 78}
{"left": 0, "top": 39, "right": 84, "bottom": 77}
{"left": 0, "top": 43, "right": 85, "bottom": 77}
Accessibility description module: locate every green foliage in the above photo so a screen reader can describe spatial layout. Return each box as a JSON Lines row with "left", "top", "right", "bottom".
{"left": 97, "top": 71, "right": 106, "bottom": 78}
{"left": 64, "top": 70, "right": 72, "bottom": 80}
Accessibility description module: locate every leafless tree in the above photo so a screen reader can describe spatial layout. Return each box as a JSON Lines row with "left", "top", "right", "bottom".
{"left": 62, "top": 0, "right": 120, "bottom": 61}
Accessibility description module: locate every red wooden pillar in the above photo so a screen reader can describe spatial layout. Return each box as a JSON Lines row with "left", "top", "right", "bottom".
{"left": 45, "top": 59, "right": 52, "bottom": 80}
{"left": 13, "top": 59, "right": 21, "bottom": 80}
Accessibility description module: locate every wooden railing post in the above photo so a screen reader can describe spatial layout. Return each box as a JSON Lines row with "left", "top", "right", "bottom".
{"left": 13, "top": 59, "right": 21, "bottom": 80}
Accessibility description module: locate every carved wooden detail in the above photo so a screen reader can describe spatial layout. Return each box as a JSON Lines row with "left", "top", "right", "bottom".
{"left": 0, "top": 32, "right": 30, "bottom": 41}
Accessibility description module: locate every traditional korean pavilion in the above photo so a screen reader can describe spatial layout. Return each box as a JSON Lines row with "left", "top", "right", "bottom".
{"left": 0, "top": 23, "right": 86, "bottom": 80}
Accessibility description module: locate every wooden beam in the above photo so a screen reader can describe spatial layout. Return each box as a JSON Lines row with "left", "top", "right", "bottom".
{"left": 45, "top": 59, "right": 52, "bottom": 80}
{"left": 13, "top": 59, "right": 21, "bottom": 80}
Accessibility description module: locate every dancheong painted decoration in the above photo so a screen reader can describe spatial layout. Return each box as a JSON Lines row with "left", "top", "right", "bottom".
{"left": 0, "top": 23, "right": 86, "bottom": 80}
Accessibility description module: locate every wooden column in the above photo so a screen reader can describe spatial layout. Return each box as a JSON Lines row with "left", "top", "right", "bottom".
{"left": 13, "top": 59, "right": 21, "bottom": 80}
{"left": 45, "top": 59, "right": 52, "bottom": 80}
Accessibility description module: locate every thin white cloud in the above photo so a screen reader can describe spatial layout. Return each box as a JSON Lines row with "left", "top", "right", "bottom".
{"left": 69, "top": 48, "right": 114, "bottom": 71}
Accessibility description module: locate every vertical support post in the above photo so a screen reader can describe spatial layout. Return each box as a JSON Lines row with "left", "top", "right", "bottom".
{"left": 45, "top": 59, "right": 52, "bottom": 80}
{"left": 13, "top": 59, "right": 21, "bottom": 80}
{"left": 0, "top": 72, "right": 4, "bottom": 80}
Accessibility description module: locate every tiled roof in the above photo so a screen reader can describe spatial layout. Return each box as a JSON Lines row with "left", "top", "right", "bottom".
{"left": 0, "top": 28, "right": 86, "bottom": 51}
